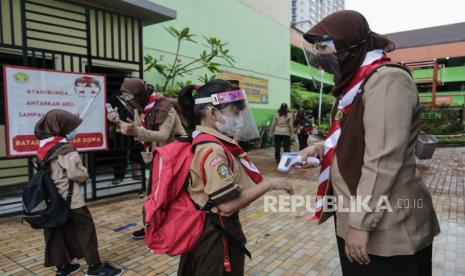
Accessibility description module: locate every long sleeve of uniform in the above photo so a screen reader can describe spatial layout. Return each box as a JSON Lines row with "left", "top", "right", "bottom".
{"left": 348, "top": 68, "right": 418, "bottom": 231}
{"left": 135, "top": 108, "right": 177, "bottom": 143}
{"left": 270, "top": 113, "right": 277, "bottom": 136}
{"left": 57, "top": 151, "right": 88, "bottom": 184}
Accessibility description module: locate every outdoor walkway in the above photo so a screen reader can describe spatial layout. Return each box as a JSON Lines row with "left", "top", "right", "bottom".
{"left": 1, "top": 146, "right": 464, "bottom": 276}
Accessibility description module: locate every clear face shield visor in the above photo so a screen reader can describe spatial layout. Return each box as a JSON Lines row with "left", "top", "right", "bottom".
{"left": 195, "top": 89, "right": 260, "bottom": 141}
{"left": 301, "top": 39, "right": 340, "bottom": 89}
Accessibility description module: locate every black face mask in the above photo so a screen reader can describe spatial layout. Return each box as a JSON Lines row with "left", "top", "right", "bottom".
{"left": 317, "top": 54, "right": 341, "bottom": 84}
{"left": 126, "top": 99, "right": 143, "bottom": 114}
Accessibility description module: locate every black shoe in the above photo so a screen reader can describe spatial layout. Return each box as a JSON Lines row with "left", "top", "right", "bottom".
{"left": 112, "top": 178, "right": 124, "bottom": 185}
{"left": 56, "top": 263, "right": 80, "bottom": 276}
{"left": 86, "top": 262, "right": 123, "bottom": 276}
{"left": 130, "top": 228, "right": 145, "bottom": 240}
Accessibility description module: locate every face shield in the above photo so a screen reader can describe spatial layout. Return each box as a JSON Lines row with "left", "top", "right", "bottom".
{"left": 302, "top": 39, "right": 340, "bottom": 89}
{"left": 195, "top": 89, "right": 260, "bottom": 141}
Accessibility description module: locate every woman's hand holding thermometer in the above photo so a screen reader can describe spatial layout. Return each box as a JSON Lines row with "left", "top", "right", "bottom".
{"left": 296, "top": 143, "right": 325, "bottom": 169}
{"left": 278, "top": 152, "right": 320, "bottom": 173}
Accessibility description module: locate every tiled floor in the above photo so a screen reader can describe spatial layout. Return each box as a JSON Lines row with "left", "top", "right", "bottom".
{"left": 1, "top": 146, "right": 464, "bottom": 275}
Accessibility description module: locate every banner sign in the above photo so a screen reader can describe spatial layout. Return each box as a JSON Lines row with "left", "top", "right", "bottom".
{"left": 3, "top": 65, "right": 108, "bottom": 157}
{"left": 218, "top": 71, "right": 269, "bottom": 104}
{"left": 435, "top": 96, "right": 453, "bottom": 105}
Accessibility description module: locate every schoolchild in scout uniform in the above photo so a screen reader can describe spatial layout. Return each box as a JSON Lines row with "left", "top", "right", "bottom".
{"left": 34, "top": 109, "right": 122, "bottom": 276}
{"left": 176, "top": 79, "right": 294, "bottom": 276}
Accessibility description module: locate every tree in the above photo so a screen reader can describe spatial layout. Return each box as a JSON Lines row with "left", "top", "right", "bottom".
{"left": 144, "top": 27, "right": 235, "bottom": 96}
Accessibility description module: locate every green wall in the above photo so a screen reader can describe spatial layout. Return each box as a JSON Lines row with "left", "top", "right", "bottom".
{"left": 413, "top": 65, "right": 465, "bottom": 105}
{"left": 419, "top": 91, "right": 465, "bottom": 105}
{"left": 413, "top": 65, "right": 465, "bottom": 82}
{"left": 290, "top": 60, "right": 334, "bottom": 85}
{"left": 144, "top": 0, "right": 290, "bottom": 122}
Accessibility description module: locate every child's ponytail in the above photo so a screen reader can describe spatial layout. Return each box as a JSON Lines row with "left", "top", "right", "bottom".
{"left": 177, "top": 85, "right": 198, "bottom": 131}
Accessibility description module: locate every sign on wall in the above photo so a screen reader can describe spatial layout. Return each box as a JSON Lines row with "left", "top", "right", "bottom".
{"left": 218, "top": 71, "right": 269, "bottom": 104}
{"left": 435, "top": 96, "right": 453, "bottom": 105}
{"left": 3, "top": 65, "right": 108, "bottom": 157}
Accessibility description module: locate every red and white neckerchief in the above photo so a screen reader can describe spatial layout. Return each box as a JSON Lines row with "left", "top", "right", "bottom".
{"left": 139, "top": 93, "right": 162, "bottom": 151}
{"left": 140, "top": 93, "right": 162, "bottom": 129}
{"left": 37, "top": 136, "right": 67, "bottom": 161}
{"left": 221, "top": 141, "right": 263, "bottom": 184}
{"left": 310, "top": 49, "right": 390, "bottom": 221}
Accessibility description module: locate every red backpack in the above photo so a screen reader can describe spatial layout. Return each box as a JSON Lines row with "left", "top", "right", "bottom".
{"left": 143, "top": 134, "right": 234, "bottom": 256}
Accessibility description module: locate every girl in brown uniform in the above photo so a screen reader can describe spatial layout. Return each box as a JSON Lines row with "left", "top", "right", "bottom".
{"left": 176, "top": 79, "right": 294, "bottom": 276}
{"left": 35, "top": 109, "right": 122, "bottom": 276}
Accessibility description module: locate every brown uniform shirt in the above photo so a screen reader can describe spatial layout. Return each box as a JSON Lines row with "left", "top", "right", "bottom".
{"left": 188, "top": 126, "right": 256, "bottom": 216}
{"left": 135, "top": 107, "right": 186, "bottom": 146}
{"left": 270, "top": 112, "right": 294, "bottom": 136}
{"left": 49, "top": 151, "right": 88, "bottom": 209}
{"left": 328, "top": 66, "right": 440, "bottom": 256}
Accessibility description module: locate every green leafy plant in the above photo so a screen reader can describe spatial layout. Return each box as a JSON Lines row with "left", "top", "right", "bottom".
{"left": 437, "top": 135, "right": 465, "bottom": 146}
{"left": 144, "top": 27, "right": 235, "bottom": 94}
{"left": 257, "top": 120, "right": 273, "bottom": 148}
{"left": 420, "top": 108, "right": 464, "bottom": 135}
{"left": 316, "top": 123, "right": 330, "bottom": 137}
{"left": 291, "top": 82, "right": 333, "bottom": 123}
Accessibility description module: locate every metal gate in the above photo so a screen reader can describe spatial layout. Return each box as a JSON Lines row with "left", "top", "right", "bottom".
{"left": 0, "top": 0, "right": 147, "bottom": 215}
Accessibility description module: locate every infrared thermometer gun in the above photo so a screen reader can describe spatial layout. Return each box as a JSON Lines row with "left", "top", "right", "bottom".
{"left": 278, "top": 152, "right": 320, "bottom": 173}
{"left": 105, "top": 103, "right": 121, "bottom": 124}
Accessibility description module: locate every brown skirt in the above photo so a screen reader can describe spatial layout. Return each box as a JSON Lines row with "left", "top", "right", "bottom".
{"left": 44, "top": 206, "right": 100, "bottom": 267}
{"left": 178, "top": 213, "right": 247, "bottom": 276}
{"left": 337, "top": 236, "right": 432, "bottom": 276}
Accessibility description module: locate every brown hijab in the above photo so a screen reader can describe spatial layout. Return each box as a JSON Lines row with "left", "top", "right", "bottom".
{"left": 119, "top": 78, "right": 180, "bottom": 131}
{"left": 34, "top": 109, "right": 81, "bottom": 163}
{"left": 120, "top": 78, "right": 153, "bottom": 112}
{"left": 303, "top": 10, "right": 395, "bottom": 97}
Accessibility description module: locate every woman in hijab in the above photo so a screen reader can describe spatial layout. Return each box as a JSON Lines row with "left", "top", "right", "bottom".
{"left": 298, "top": 11, "right": 440, "bottom": 276}
{"left": 35, "top": 109, "right": 122, "bottom": 276}
{"left": 106, "top": 78, "right": 186, "bottom": 240}
{"left": 108, "top": 78, "right": 186, "bottom": 156}
{"left": 270, "top": 103, "right": 294, "bottom": 162}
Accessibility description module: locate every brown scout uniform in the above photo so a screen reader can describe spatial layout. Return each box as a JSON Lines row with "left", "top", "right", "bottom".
{"left": 178, "top": 126, "right": 256, "bottom": 276}
{"left": 135, "top": 106, "right": 186, "bottom": 147}
{"left": 44, "top": 151, "right": 101, "bottom": 267}
{"left": 270, "top": 112, "right": 294, "bottom": 136}
{"left": 34, "top": 109, "right": 101, "bottom": 268}
{"left": 322, "top": 66, "right": 440, "bottom": 257}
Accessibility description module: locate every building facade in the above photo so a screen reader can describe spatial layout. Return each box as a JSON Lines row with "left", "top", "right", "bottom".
{"left": 291, "top": 0, "right": 344, "bottom": 32}
{"left": 386, "top": 22, "right": 465, "bottom": 106}
{"left": 0, "top": 0, "right": 175, "bottom": 215}
{"left": 0, "top": 0, "right": 292, "bottom": 215}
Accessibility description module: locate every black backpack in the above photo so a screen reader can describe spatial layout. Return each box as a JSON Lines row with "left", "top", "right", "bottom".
{"left": 22, "top": 143, "right": 74, "bottom": 229}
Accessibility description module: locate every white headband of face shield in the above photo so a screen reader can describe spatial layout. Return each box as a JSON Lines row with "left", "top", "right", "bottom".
{"left": 194, "top": 89, "right": 246, "bottom": 105}
{"left": 194, "top": 89, "right": 260, "bottom": 141}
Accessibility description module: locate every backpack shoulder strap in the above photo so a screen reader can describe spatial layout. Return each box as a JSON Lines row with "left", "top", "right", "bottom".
{"left": 192, "top": 133, "right": 233, "bottom": 169}
{"left": 38, "top": 143, "right": 68, "bottom": 170}
{"left": 65, "top": 180, "right": 74, "bottom": 207}
{"left": 360, "top": 62, "right": 411, "bottom": 94}
{"left": 40, "top": 143, "right": 75, "bottom": 206}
